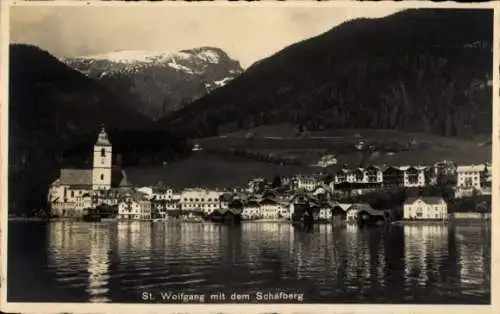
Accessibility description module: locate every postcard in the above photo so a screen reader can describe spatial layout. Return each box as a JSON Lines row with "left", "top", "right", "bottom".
{"left": 1, "top": 1, "right": 498, "bottom": 313}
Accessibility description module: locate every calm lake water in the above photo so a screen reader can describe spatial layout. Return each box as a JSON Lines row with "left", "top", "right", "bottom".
{"left": 7, "top": 221, "right": 491, "bottom": 304}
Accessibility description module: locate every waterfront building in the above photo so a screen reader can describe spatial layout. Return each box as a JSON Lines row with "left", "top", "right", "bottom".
{"left": 117, "top": 191, "right": 151, "bottom": 220}
{"left": 318, "top": 201, "right": 338, "bottom": 221}
{"left": 259, "top": 198, "right": 288, "bottom": 219}
{"left": 241, "top": 200, "right": 261, "bottom": 220}
{"left": 179, "top": 188, "right": 223, "bottom": 214}
{"left": 345, "top": 203, "right": 387, "bottom": 224}
{"left": 403, "top": 196, "right": 448, "bottom": 220}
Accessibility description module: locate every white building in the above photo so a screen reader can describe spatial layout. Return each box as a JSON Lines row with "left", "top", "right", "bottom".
{"left": 315, "top": 154, "right": 338, "bottom": 167}
{"left": 118, "top": 192, "right": 151, "bottom": 220}
{"left": 179, "top": 188, "right": 222, "bottom": 214}
{"left": 403, "top": 197, "right": 448, "bottom": 220}
{"left": 241, "top": 201, "right": 261, "bottom": 220}
{"left": 247, "top": 178, "right": 265, "bottom": 193}
{"left": 259, "top": 199, "right": 288, "bottom": 219}
{"left": 294, "top": 175, "right": 318, "bottom": 192}
{"left": 454, "top": 164, "right": 491, "bottom": 198}
{"left": 319, "top": 204, "right": 334, "bottom": 220}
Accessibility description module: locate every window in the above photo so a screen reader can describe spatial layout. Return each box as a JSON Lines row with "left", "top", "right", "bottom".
{"left": 100, "top": 174, "right": 104, "bottom": 181}
{"left": 101, "top": 148, "right": 106, "bottom": 157}
{"left": 355, "top": 170, "right": 364, "bottom": 182}
{"left": 407, "top": 168, "right": 419, "bottom": 184}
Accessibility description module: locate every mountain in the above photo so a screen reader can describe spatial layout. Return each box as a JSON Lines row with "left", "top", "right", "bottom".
{"left": 9, "top": 44, "right": 171, "bottom": 215}
{"left": 62, "top": 47, "right": 243, "bottom": 119}
{"left": 159, "top": 9, "right": 493, "bottom": 140}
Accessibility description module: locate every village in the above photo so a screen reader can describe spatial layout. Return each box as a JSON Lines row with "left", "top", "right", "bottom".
{"left": 47, "top": 128, "right": 492, "bottom": 225}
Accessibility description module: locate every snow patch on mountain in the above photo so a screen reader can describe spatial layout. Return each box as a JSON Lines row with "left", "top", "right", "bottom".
{"left": 77, "top": 50, "right": 177, "bottom": 64}
{"left": 168, "top": 59, "right": 195, "bottom": 74}
{"left": 196, "top": 50, "right": 220, "bottom": 64}
{"left": 214, "top": 77, "right": 233, "bottom": 87}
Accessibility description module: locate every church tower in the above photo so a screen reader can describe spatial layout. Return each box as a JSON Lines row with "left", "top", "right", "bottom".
{"left": 92, "top": 126, "right": 112, "bottom": 190}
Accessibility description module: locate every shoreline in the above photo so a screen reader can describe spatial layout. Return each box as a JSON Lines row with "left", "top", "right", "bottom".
{"left": 9, "top": 217, "right": 492, "bottom": 226}
{"left": 392, "top": 218, "right": 491, "bottom": 225}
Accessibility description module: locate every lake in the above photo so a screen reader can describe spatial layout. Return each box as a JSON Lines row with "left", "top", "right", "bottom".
{"left": 7, "top": 221, "right": 491, "bottom": 304}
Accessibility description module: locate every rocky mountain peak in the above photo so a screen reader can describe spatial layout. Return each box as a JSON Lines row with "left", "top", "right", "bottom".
{"left": 62, "top": 47, "right": 244, "bottom": 119}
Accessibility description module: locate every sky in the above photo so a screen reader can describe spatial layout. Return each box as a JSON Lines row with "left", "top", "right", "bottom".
{"left": 10, "top": 4, "right": 400, "bottom": 68}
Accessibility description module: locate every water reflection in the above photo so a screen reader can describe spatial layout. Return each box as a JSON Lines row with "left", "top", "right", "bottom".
{"left": 87, "top": 225, "right": 110, "bottom": 302}
{"left": 404, "top": 225, "right": 448, "bottom": 288}
{"left": 9, "top": 221, "right": 491, "bottom": 304}
{"left": 455, "top": 225, "right": 491, "bottom": 292}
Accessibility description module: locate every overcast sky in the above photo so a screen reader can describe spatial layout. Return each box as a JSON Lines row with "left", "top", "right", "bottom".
{"left": 10, "top": 5, "right": 400, "bottom": 68}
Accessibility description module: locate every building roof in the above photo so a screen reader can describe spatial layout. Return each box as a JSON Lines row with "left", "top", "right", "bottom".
{"left": 456, "top": 164, "right": 487, "bottom": 172}
{"left": 95, "top": 127, "right": 112, "bottom": 147}
{"left": 403, "top": 196, "right": 445, "bottom": 205}
{"left": 57, "top": 167, "right": 127, "bottom": 189}
{"left": 347, "top": 203, "right": 385, "bottom": 216}
{"left": 60, "top": 169, "right": 93, "bottom": 187}
{"left": 313, "top": 183, "right": 333, "bottom": 194}
{"left": 398, "top": 165, "right": 427, "bottom": 171}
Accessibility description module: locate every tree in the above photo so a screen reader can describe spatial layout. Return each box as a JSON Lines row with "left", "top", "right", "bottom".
{"left": 272, "top": 174, "right": 282, "bottom": 188}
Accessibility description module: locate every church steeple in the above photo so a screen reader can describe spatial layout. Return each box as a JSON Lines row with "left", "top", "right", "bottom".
{"left": 96, "top": 125, "right": 111, "bottom": 147}
{"left": 92, "top": 125, "right": 113, "bottom": 190}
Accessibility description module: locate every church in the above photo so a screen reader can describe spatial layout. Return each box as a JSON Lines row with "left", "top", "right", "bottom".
{"left": 48, "top": 127, "right": 131, "bottom": 217}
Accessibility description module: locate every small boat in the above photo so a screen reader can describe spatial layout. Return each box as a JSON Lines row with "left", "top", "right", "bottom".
{"left": 183, "top": 216, "right": 204, "bottom": 223}
{"left": 82, "top": 207, "right": 102, "bottom": 222}
{"left": 152, "top": 217, "right": 168, "bottom": 222}
{"left": 82, "top": 213, "right": 101, "bottom": 222}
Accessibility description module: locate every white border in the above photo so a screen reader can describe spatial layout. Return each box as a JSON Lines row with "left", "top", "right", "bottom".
{"left": 1, "top": 1, "right": 498, "bottom": 314}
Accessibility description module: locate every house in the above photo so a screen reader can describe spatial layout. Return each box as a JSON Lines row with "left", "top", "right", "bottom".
{"left": 456, "top": 165, "right": 483, "bottom": 189}
{"left": 312, "top": 184, "right": 333, "bottom": 200}
{"left": 259, "top": 198, "right": 287, "bottom": 219}
{"left": 179, "top": 188, "right": 223, "bottom": 214}
{"left": 400, "top": 166, "right": 427, "bottom": 187}
{"left": 241, "top": 200, "right": 261, "bottom": 220}
{"left": 346, "top": 203, "right": 387, "bottom": 225}
{"left": 454, "top": 164, "right": 491, "bottom": 198}
{"left": 432, "top": 160, "right": 457, "bottom": 178}
{"left": 288, "top": 191, "right": 320, "bottom": 222}
{"left": 247, "top": 177, "right": 266, "bottom": 193}
{"left": 330, "top": 203, "right": 351, "bottom": 221}
{"left": 138, "top": 185, "right": 177, "bottom": 201}
{"left": 334, "top": 168, "right": 354, "bottom": 184}
{"left": 315, "top": 154, "right": 338, "bottom": 167}
{"left": 382, "top": 166, "right": 405, "bottom": 187}
{"left": 47, "top": 127, "right": 128, "bottom": 218}
{"left": 403, "top": 196, "right": 447, "bottom": 220}
{"left": 317, "top": 200, "right": 340, "bottom": 221}
{"left": 118, "top": 191, "right": 151, "bottom": 220}
{"left": 192, "top": 143, "right": 203, "bottom": 152}
{"left": 151, "top": 199, "right": 180, "bottom": 218}
{"left": 365, "top": 166, "right": 383, "bottom": 184}
{"left": 294, "top": 175, "right": 318, "bottom": 192}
